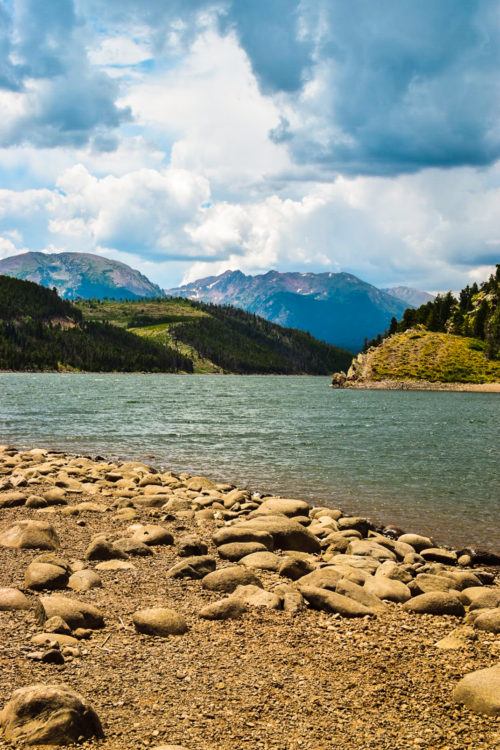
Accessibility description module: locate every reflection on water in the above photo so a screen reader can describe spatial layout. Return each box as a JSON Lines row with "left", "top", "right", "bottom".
{"left": 0, "top": 373, "right": 499, "bottom": 549}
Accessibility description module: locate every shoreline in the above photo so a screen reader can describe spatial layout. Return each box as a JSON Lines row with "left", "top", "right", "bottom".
{"left": 1, "top": 444, "right": 500, "bottom": 748}
{"left": 332, "top": 378, "right": 500, "bottom": 392}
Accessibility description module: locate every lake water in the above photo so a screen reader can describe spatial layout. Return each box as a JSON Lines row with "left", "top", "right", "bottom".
{"left": 0, "top": 373, "right": 498, "bottom": 550}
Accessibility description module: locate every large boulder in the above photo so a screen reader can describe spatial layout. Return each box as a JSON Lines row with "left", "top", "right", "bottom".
{"left": 202, "top": 567, "right": 262, "bottom": 593}
{"left": 0, "top": 491, "right": 27, "bottom": 509}
{"left": 239, "top": 551, "right": 281, "bottom": 571}
{"left": 453, "top": 665, "right": 500, "bottom": 716}
{"left": 397, "top": 533, "right": 432, "bottom": 552}
{"left": 403, "top": 592, "right": 465, "bottom": 617}
{"left": 36, "top": 595, "right": 104, "bottom": 630}
{"left": 0, "top": 684, "right": 104, "bottom": 745}
{"left": 133, "top": 608, "right": 188, "bottom": 637}
{"left": 235, "top": 516, "right": 320, "bottom": 553}
{"left": 335, "top": 578, "right": 387, "bottom": 614}
{"left": 459, "top": 587, "right": 500, "bottom": 610}
{"left": 84, "top": 539, "right": 128, "bottom": 562}
{"left": 0, "top": 521, "right": 59, "bottom": 550}
{"left": 68, "top": 570, "right": 102, "bottom": 592}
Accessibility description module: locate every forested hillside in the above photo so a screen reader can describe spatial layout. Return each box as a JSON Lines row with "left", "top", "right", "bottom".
{"left": 0, "top": 276, "right": 192, "bottom": 372}
{"left": 0, "top": 276, "right": 353, "bottom": 374}
{"left": 78, "top": 297, "right": 354, "bottom": 375}
{"left": 364, "top": 265, "right": 500, "bottom": 359}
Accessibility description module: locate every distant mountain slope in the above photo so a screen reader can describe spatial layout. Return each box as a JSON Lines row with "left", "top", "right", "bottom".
{"left": 0, "top": 251, "right": 164, "bottom": 300}
{"left": 78, "top": 297, "right": 354, "bottom": 375}
{"left": 0, "top": 275, "right": 191, "bottom": 373}
{"left": 166, "top": 270, "right": 408, "bottom": 352}
{"left": 382, "top": 286, "right": 435, "bottom": 307}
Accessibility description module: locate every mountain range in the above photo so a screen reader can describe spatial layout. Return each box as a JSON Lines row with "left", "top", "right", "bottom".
{"left": 0, "top": 251, "right": 433, "bottom": 352}
{"left": 0, "top": 251, "right": 163, "bottom": 300}
{"left": 166, "top": 270, "right": 412, "bottom": 352}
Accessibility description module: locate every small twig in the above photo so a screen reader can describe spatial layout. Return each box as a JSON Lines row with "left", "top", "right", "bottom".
{"left": 98, "top": 634, "right": 112, "bottom": 649}
{"left": 118, "top": 616, "right": 134, "bottom": 632}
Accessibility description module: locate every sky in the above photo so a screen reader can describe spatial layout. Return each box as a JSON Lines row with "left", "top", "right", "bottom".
{"left": 0, "top": 0, "right": 499, "bottom": 292}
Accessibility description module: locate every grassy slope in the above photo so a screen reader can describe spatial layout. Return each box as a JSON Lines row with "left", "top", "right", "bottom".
{"left": 77, "top": 298, "right": 354, "bottom": 375}
{"left": 352, "top": 328, "right": 500, "bottom": 383}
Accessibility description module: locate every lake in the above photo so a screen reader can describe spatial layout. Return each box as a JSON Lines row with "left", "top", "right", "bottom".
{"left": 0, "top": 373, "right": 498, "bottom": 550}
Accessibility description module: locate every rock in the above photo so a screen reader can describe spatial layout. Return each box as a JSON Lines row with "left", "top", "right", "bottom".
{"left": 36, "top": 595, "right": 104, "bottom": 630}
{"left": 68, "top": 570, "right": 102, "bottom": 591}
{"left": 336, "top": 578, "right": 387, "bottom": 613}
{"left": 453, "top": 665, "right": 500, "bottom": 716}
{"left": 84, "top": 539, "right": 128, "bottom": 561}
{"left": 0, "top": 683, "right": 104, "bottom": 744}
{"left": 95, "top": 560, "right": 136, "bottom": 571}
{"left": 25, "top": 563, "right": 69, "bottom": 591}
{"left": 198, "top": 597, "right": 246, "bottom": 621}
{"left": 301, "top": 585, "right": 377, "bottom": 617}
{"left": 113, "top": 538, "right": 154, "bottom": 557}
{"left": 274, "top": 584, "right": 305, "bottom": 613}
{"left": 435, "top": 625, "right": 477, "bottom": 650}
{"left": 473, "top": 610, "right": 500, "bottom": 634}
{"left": 297, "top": 568, "right": 343, "bottom": 591}
{"left": 0, "top": 520, "right": 59, "bottom": 550}
{"left": 375, "top": 561, "right": 413, "bottom": 584}
{"left": 33, "top": 553, "right": 70, "bottom": 571}
{"left": 337, "top": 517, "right": 374, "bottom": 536}
{"left": 327, "top": 554, "right": 380, "bottom": 574}
{"left": 232, "top": 584, "right": 282, "bottom": 609}
{"left": 131, "top": 525, "right": 174, "bottom": 546}
{"left": 403, "top": 592, "right": 465, "bottom": 617}
{"left": 397, "top": 533, "right": 433, "bottom": 552}
{"left": 0, "top": 587, "right": 30, "bottom": 611}
{"left": 448, "top": 570, "right": 482, "bottom": 590}
{"left": 166, "top": 555, "right": 217, "bottom": 579}
{"left": 222, "top": 489, "right": 251, "bottom": 508}
{"left": 253, "top": 498, "right": 311, "bottom": 517}
{"left": 310, "top": 507, "right": 342, "bottom": 521}
{"left": 186, "top": 476, "right": 217, "bottom": 492}
{"left": 412, "top": 573, "right": 458, "bottom": 595}
{"left": 202, "top": 567, "right": 263, "bottom": 593}
{"left": 133, "top": 608, "right": 188, "bottom": 636}
{"left": 32, "top": 633, "right": 79, "bottom": 648}
{"left": 364, "top": 575, "right": 412, "bottom": 603}
{"left": 217, "top": 542, "right": 268, "bottom": 561}
{"left": 236, "top": 516, "right": 320, "bottom": 553}
{"left": 40, "top": 649, "right": 66, "bottom": 664}
{"left": 239, "top": 551, "right": 281, "bottom": 571}
{"left": 43, "top": 488, "right": 68, "bottom": 505}
{"left": 420, "top": 548, "right": 457, "bottom": 565}
{"left": 112, "top": 507, "right": 138, "bottom": 522}
{"left": 25, "top": 496, "right": 48, "bottom": 508}
{"left": 459, "top": 587, "right": 500, "bottom": 610}
{"left": 278, "top": 556, "right": 315, "bottom": 580}
{"left": 0, "top": 491, "right": 26, "bottom": 508}
{"left": 212, "top": 527, "right": 274, "bottom": 550}
{"left": 177, "top": 535, "right": 208, "bottom": 557}
{"left": 348, "top": 540, "right": 397, "bottom": 562}
{"left": 44, "top": 616, "right": 72, "bottom": 635}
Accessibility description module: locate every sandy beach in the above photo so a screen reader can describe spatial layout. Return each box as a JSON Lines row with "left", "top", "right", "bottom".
{"left": 0, "top": 445, "right": 499, "bottom": 749}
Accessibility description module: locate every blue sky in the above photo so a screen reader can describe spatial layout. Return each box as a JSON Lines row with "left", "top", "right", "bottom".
{"left": 0, "top": 0, "right": 499, "bottom": 291}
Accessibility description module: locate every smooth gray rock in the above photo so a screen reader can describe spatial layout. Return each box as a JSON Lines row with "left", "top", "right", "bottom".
{"left": 36, "top": 595, "right": 104, "bottom": 630}
{"left": 0, "top": 520, "right": 59, "bottom": 550}
{"left": 301, "top": 585, "right": 377, "bottom": 617}
{"left": 217, "top": 542, "right": 267, "bottom": 561}
{"left": 166, "top": 555, "right": 216, "bottom": 579}
{"left": 198, "top": 597, "right": 246, "bottom": 621}
{"left": 25, "top": 563, "right": 68, "bottom": 591}
{"left": 453, "top": 665, "right": 500, "bottom": 716}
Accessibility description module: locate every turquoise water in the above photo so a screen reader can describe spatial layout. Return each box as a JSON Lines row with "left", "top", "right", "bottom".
{"left": 0, "top": 373, "right": 498, "bottom": 550}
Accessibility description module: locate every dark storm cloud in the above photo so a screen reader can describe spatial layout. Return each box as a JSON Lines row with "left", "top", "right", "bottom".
{"left": 0, "top": 0, "right": 131, "bottom": 148}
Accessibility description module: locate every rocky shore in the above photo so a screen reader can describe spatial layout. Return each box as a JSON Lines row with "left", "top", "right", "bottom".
{"left": 0, "top": 444, "right": 499, "bottom": 749}
{"left": 330, "top": 377, "right": 500, "bottom": 392}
